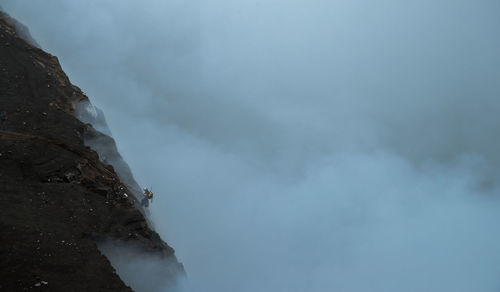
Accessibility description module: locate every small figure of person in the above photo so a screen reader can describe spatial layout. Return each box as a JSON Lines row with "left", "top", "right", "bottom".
{"left": 0, "top": 111, "right": 6, "bottom": 130}
{"left": 141, "top": 188, "right": 153, "bottom": 207}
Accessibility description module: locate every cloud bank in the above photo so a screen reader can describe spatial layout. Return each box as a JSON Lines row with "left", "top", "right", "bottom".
{"left": 4, "top": 0, "right": 500, "bottom": 291}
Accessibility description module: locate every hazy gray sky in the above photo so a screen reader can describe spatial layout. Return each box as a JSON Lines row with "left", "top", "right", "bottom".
{"left": 4, "top": 0, "right": 500, "bottom": 291}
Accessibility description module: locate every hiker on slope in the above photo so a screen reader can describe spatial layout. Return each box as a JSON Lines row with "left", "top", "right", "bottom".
{"left": 141, "top": 188, "right": 153, "bottom": 207}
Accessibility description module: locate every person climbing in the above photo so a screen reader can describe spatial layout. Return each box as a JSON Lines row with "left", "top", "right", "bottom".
{"left": 141, "top": 188, "right": 153, "bottom": 207}
{"left": 0, "top": 111, "right": 6, "bottom": 130}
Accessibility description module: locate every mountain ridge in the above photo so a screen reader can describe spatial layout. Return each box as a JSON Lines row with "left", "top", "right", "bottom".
{"left": 0, "top": 10, "right": 183, "bottom": 292}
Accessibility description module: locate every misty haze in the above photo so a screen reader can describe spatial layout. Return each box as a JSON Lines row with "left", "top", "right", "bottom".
{"left": 4, "top": 0, "right": 500, "bottom": 291}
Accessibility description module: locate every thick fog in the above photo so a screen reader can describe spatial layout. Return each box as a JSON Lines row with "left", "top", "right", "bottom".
{"left": 4, "top": 0, "right": 500, "bottom": 291}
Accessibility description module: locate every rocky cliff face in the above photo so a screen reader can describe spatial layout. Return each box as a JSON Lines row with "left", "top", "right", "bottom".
{"left": 0, "top": 11, "right": 183, "bottom": 291}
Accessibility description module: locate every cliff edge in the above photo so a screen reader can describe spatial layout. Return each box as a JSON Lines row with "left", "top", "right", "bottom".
{"left": 0, "top": 11, "right": 183, "bottom": 292}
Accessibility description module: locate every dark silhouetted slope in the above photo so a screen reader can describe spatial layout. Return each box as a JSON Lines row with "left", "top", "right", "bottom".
{"left": 0, "top": 11, "right": 183, "bottom": 292}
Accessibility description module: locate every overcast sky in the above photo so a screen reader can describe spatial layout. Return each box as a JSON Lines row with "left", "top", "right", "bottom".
{"left": 4, "top": 1, "right": 500, "bottom": 291}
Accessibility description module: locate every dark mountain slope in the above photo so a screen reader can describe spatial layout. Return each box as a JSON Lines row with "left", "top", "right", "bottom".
{"left": 0, "top": 11, "right": 183, "bottom": 292}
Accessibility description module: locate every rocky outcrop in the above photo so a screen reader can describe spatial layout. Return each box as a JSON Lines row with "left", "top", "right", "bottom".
{"left": 75, "top": 100, "right": 144, "bottom": 204}
{"left": 0, "top": 11, "right": 183, "bottom": 291}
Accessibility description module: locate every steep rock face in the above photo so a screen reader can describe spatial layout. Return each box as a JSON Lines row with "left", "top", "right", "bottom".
{"left": 75, "top": 100, "right": 144, "bottom": 204}
{"left": 0, "top": 11, "right": 183, "bottom": 291}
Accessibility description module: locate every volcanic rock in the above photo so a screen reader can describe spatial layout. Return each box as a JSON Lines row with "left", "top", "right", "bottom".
{"left": 0, "top": 10, "right": 183, "bottom": 292}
